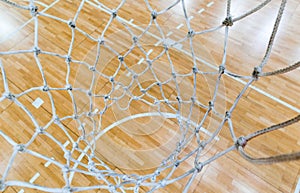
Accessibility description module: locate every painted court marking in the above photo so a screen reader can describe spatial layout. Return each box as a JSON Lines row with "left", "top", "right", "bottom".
{"left": 18, "top": 189, "right": 24, "bottom": 193}
{"left": 29, "top": 172, "right": 40, "bottom": 184}
{"left": 155, "top": 39, "right": 162, "bottom": 46}
{"left": 206, "top": 1, "right": 214, "bottom": 7}
{"left": 198, "top": 8, "right": 205, "bottom": 14}
{"left": 44, "top": 157, "right": 55, "bottom": 168}
{"left": 188, "top": 16, "right": 194, "bottom": 20}
{"left": 166, "top": 31, "right": 173, "bottom": 37}
{"left": 147, "top": 49, "right": 153, "bottom": 55}
{"left": 32, "top": 97, "right": 44, "bottom": 108}
{"left": 176, "top": 23, "right": 184, "bottom": 29}
{"left": 63, "top": 140, "right": 70, "bottom": 148}
{"left": 138, "top": 58, "right": 144, "bottom": 65}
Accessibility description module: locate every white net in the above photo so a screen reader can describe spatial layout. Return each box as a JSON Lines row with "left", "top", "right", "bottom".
{"left": 0, "top": 0, "right": 299, "bottom": 192}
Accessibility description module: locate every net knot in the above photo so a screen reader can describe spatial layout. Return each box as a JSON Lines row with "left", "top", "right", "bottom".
{"left": 89, "top": 66, "right": 96, "bottom": 71}
{"left": 222, "top": 16, "right": 233, "bottom": 26}
{"left": 36, "top": 127, "right": 45, "bottom": 134}
{"left": 208, "top": 101, "right": 214, "bottom": 109}
{"left": 68, "top": 20, "right": 76, "bottom": 29}
{"left": 174, "top": 161, "right": 180, "bottom": 167}
{"left": 108, "top": 184, "right": 116, "bottom": 192}
{"left": 16, "top": 144, "right": 26, "bottom": 152}
{"left": 187, "top": 29, "right": 195, "bottom": 38}
{"left": 219, "top": 65, "right": 225, "bottom": 74}
{"left": 98, "top": 38, "right": 105, "bottom": 45}
{"left": 112, "top": 10, "right": 117, "bottom": 18}
{"left": 73, "top": 114, "right": 78, "bottom": 119}
{"left": 171, "top": 72, "right": 176, "bottom": 78}
{"left": 88, "top": 161, "right": 96, "bottom": 171}
{"left": 87, "top": 91, "right": 92, "bottom": 96}
{"left": 151, "top": 175, "right": 157, "bottom": 182}
{"left": 151, "top": 10, "right": 158, "bottom": 19}
{"left": 154, "top": 99, "right": 160, "bottom": 105}
{"left": 192, "top": 67, "right": 198, "bottom": 74}
{"left": 87, "top": 111, "right": 93, "bottom": 117}
{"left": 122, "top": 175, "right": 130, "bottom": 181}
{"left": 140, "top": 89, "right": 146, "bottom": 94}
{"left": 118, "top": 55, "right": 124, "bottom": 62}
{"left": 225, "top": 111, "right": 231, "bottom": 119}
{"left": 252, "top": 67, "right": 261, "bottom": 80}
{"left": 163, "top": 43, "right": 169, "bottom": 51}
{"left": 154, "top": 169, "right": 161, "bottom": 176}
{"left": 72, "top": 142, "right": 78, "bottom": 149}
{"left": 62, "top": 164, "right": 70, "bottom": 173}
{"left": 195, "top": 162, "right": 203, "bottom": 172}
{"left": 65, "top": 56, "right": 72, "bottom": 63}
{"left": 30, "top": 5, "right": 38, "bottom": 16}
{"left": 176, "top": 96, "right": 182, "bottom": 103}
{"left": 133, "top": 96, "right": 139, "bottom": 100}
{"left": 110, "top": 76, "right": 114, "bottom": 82}
{"left": 104, "top": 95, "right": 109, "bottom": 100}
{"left": 146, "top": 59, "right": 152, "bottom": 66}
{"left": 65, "top": 84, "right": 72, "bottom": 91}
{"left": 42, "top": 85, "right": 49, "bottom": 92}
{"left": 0, "top": 180, "right": 6, "bottom": 191}
{"left": 62, "top": 186, "right": 72, "bottom": 193}
{"left": 235, "top": 136, "right": 247, "bottom": 148}
{"left": 54, "top": 116, "right": 60, "bottom": 124}
{"left": 33, "top": 47, "right": 41, "bottom": 55}
{"left": 136, "top": 179, "right": 142, "bottom": 186}
{"left": 191, "top": 96, "right": 196, "bottom": 103}
{"left": 4, "top": 92, "right": 15, "bottom": 101}
{"left": 160, "top": 180, "right": 167, "bottom": 188}
{"left": 132, "top": 36, "right": 138, "bottom": 44}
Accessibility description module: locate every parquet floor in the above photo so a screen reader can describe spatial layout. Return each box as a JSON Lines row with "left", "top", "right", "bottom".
{"left": 0, "top": 0, "right": 299, "bottom": 192}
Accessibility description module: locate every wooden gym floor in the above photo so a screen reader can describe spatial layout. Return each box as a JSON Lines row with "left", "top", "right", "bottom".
{"left": 0, "top": 0, "right": 299, "bottom": 192}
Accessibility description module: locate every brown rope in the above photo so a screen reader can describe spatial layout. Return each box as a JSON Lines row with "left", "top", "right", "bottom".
{"left": 260, "top": 61, "right": 300, "bottom": 77}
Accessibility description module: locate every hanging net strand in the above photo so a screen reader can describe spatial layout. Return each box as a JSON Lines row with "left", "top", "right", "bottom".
{"left": 0, "top": 0, "right": 299, "bottom": 192}
{"left": 236, "top": 114, "right": 300, "bottom": 164}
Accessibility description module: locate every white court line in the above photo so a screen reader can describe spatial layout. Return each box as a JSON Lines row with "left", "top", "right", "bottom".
{"left": 155, "top": 39, "right": 162, "bottom": 46}
{"left": 176, "top": 23, "right": 184, "bottom": 29}
{"left": 206, "top": 1, "right": 214, "bottom": 7}
{"left": 137, "top": 58, "right": 144, "bottom": 65}
{"left": 18, "top": 189, "right": 24, "bottom": 193}
{"left": 115, "top": 85, "right": 121, "bottom": 90}
{"left": 93, "top": 108, "right": 99, "bottom": 114}
{"left": 166, "top": 31, "right": 173, "bottom": 37}
{"left": 129, "top": 19, "right": 134, "bottom": 23}
{"left": 188, "top": 16, "right": 194, "bottom": 20}
{"left": 295, "top": 177, "right": 300, "bottom": 193}
{"left": 126, "top": 71, "right": 131, "bottom": 77}
{"left": 147, "top": 49, "right": 153, "bottom": 55}
{"left": 44, "top": 157, "right": 55, "bottom": 167}
{"left": 29, "top": 172, "right": 40, "bottom": 184}
{"left": 86, "top": 0, "right": 300, "bottom": 114}
{"left": 32, "top": 97, "right": 44, "bottom": 109}
{"left": 63, "top": 140, "right": 70, "bottom": 148}
{"left": 198, "top": 8, "right": 205, "bottom": 14}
